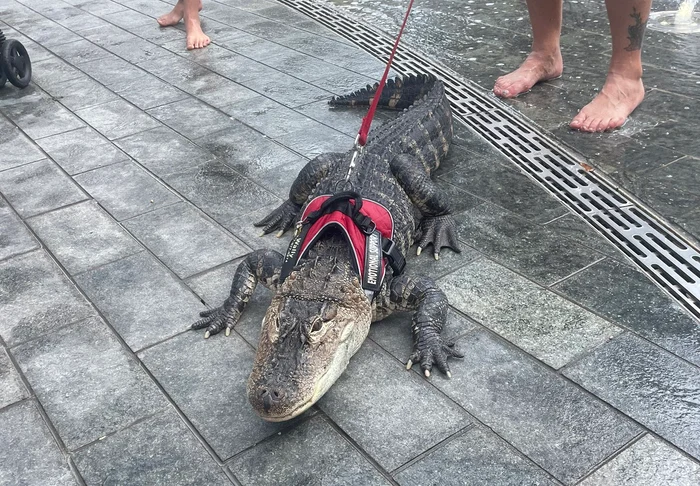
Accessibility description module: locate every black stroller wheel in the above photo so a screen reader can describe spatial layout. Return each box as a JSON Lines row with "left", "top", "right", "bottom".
{"left": 0, "top": 67, "right": 6, "bottom": 89}
{"left": 1, "top": 39, "right": 31, "bottom": 88}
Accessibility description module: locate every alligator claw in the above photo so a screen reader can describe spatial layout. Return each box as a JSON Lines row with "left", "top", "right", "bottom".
{"left": 191, "top": 306, "right": 238, "bottom": 338}
{"left": 406, "top": 335, "right": 463, "bottom": 378}
{"left": 254, "top": 200, "right": 301, "bottom": 236}
{"left": 417, "top": 215, "right": 461, "bottom": 259}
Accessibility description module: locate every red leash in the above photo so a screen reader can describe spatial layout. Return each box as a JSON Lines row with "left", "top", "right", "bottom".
{"left": 344, "top": 0, "right": 416, "bottom": 183}
{"left": 357, "top": 0, "right": 416, "bottom": 147}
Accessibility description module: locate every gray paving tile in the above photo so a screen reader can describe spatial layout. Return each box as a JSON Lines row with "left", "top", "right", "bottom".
{"left": 440, "top": 259, "right": 621, "bottom": 369}
{"left": 295, "top": 98, "right": 390, "bottom": 137}
{"left": 114, "top": 126, "right": 215, "bottom": 178}
{"left": 185, "top": 260, "right": 272, "bottom": 348}
{"left": 222, "top": 204, "right": 291, "bottom": 256}
{"left": 229, "top": 415, "right": 389, "bottom": 485}
{"left": 103, "top": 36, "right": 171, "bottom": 65}
{"left": 396, "top": 426, "right": 556, "bottom": 486}
{"left": 47, "top": 39, "right": 113, "bottom": 64}
{"left": 79, "top": 21, "right": 137, "bottom": 47}
{"left": 123, "top": 202, "right": 248, "bottom": 278}
{"left": 0, "top": 119, "right": 45, "bottom": 171}
{"left": 140, "top": 330, "right": 291, "bottom": 460}
{"left": 136, "top": 50, "right": 209, "bottom": 83}
{"left": 277, "top": 123, "right": 353, "bottom": 159}
{"left": 0, "top": 250, "right": 95, "bottom": 347}
{"left": 369, "top": 308, "right": 476, "bottom": 367}
{"left": 432, "top": 330, "right": 640, "bottom": 484}
{"left": 0, "top": 197, "right": 38, "bottom": 262}
{"left": 319, "top": 340, "right": 472, "bottom": 471}
{"left": 147, "top": 98, "right": 236, "bottom": 140}
{"left": 245, "top": 156, "right": 309, "bottom": 200}
{"left": 36, "top": 127, "right": 130, "bottom": 175}
{"left": 635, "top": 157, "right": 700, "bottom": 222}
{"left": 74, "top": 161, "right": 180, "bottom": 221}
{"left": 75, "top": 99, "right": 161, "bottom": 140}
{"left": 0, "top": 401, "right": 76, "bottom": 486}
{"left": 29, "top": 57, "right": 84, "bottom": 92}
{"left": 580, "top": 434, "right": 700, "bottom": 486}
{"left": 73, "top": 409, "right": 231, "bottom": 485}
{"left": 75, "top": 252, "right": 204, "bottom": 351}
{"left": 75, "top": 54, "right": 149, "bottom": 91}
{"left": 166, "top": 69, "right": 259, "bottom": 110}
{"left": 114, "top": 73, "right": 189, "bottom": 110}
{"left": 544, "top": 214, "right": 630, "bottom": 264}
{"left": 72, "top": 0, "right": 128, "bottom": 17}
{"left": 2, "top": 96, "right": 85, "bottom": 140}
{"left": 0, "top": 348, "right": 29, "bottom": 410}
{"left": 42, "top": 74, "right": 120, "bottom": 112}
{"left": 554, "top": 259, "right": 700, "bottom": 366}
{"left": 454, "top": 202, "right": 604, "bottom": 286}
{"left": 563, "top": 332, "right": 700, "bottom": 460}
{"left": 0, "top": 159, "right": 87, "bottom": 218}
{"left": 196, "top": 124, "right": 305, "bottom": 180}
{"left": 242, "top": 71, "right": 332, "bottom": 108}
{"left": 27, "top": 200, "right": 142, "bottom": 275}
{"left": 164, "top": 161, "right": 279, "bottom": 226}
{"left": 18, "top": 17, "right": 83, "bottom": 47}
{"left": 13, "top": 316, "right": 166, "bottom": 450}
{"left": 441, "top": 152, "right": 568, "bottom": 224}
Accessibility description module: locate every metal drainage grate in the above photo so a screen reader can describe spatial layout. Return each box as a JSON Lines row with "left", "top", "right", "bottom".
{"left": 277, "top": 0, "right": 700, "bottom": 319}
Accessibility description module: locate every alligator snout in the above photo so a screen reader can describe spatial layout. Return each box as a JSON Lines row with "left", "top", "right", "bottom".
{"left": 257, "top": 387, "right": 285, "bottom": 413}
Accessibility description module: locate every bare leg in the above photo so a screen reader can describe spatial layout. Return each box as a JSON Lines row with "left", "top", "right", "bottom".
{"left": 157, "top": 0, "right": 186, "bottom": 27}
{"left": 493, "top": 0, "right": 564, "bottom": 98}
{"left": 570, "top": 0, "right": 650, "bottom": 132}
{"left": 183, "top": 0, "right": 210, "bottom": 50}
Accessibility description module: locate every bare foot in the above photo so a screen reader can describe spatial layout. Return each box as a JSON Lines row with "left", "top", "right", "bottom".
{"left": 570, "top": 72, "right": 645, "bottom": 132}
{"left": 185, "top": 19, "right": 210, "bottom": 50}
{"left": 493, "top": 50, "right": 563, "bottom": 98}
{"left": 157, "top": 0, "right": 184, "bottom": 27}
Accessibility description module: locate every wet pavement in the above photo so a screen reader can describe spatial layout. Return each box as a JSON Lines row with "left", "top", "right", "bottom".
{"left": 0, "top": 0, "right": 699, "bottom": 485}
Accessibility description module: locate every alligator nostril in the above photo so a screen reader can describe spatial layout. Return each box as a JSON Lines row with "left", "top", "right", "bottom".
{"left": 257, "top": 387, "right": 284, "bottom": 412}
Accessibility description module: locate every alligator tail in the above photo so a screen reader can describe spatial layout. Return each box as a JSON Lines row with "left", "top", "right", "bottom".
{"left": 328, "top": 73, "right": 437, "bottom": 110}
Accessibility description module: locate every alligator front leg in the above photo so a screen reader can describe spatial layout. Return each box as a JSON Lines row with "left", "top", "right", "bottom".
{"left": 386, "top": 274, "right": 463, "bottom": 377}
{"left": 192, "top": 249, "right": 283, "bottom": 338}
{"left": 389, "top": 153, "right": 461, "bottom": 259}
{"left": 255, "top": 152, "right": 343, "bottom": 236}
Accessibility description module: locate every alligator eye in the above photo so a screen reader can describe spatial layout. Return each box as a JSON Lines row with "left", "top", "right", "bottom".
{"left": 310, "top": 318, "right": 323, "bottom": 333}
{"left": 321, "top": 303, "right": 338, "bottom": 322}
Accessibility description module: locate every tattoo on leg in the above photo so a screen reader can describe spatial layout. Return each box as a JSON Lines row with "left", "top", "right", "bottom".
{"left": 625, "top": 7, "right": 647, "bottom": 52}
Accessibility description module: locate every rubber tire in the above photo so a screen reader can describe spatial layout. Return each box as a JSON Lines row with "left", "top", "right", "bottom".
{"left": 1, "top": 39, "right": 31, "bottom": 89}
{"left": 0, "top": 68, "right": 6, "bottom": 89}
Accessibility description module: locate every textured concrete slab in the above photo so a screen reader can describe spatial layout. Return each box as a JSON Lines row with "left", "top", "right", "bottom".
{"left": 75, "top": 54, "right": 150, "bottom": 91}
{"left": 36, "top": 127, "right": 131, "bottom": 175}
{"left": 164, "top": 161, "right": 279, "bottom": 227}
{"left": 74, "top": 161, "right": 180, "bottom": 221}
{"left": 0, "top": 159, "right": 87, "bottom": 218}
{"left": 0, "top": 401, "right": 76, "bottom": 486}
{"left": 123, "top": 202, "right": 248, "bottom": 278}
{"left": 2, "top": 95, "right": 85, "bottom": 140}
{"left": 42, "top": 75, "right": 120, "bottom": 112}
{"left": 0, "top": 119, "right": 45, "bottom": 171}
{"left": 229, "top": 415, "right": 390, "bottom": 485}
{"left": 440, "top": 259, "right": 621, "bottom": 369}
{"left": 564, "top": 332, "right": 700, "bottom": 460}
{"left": 114, "top": 73, "right": 189, "bottom": 111}
{"left": 0, "top": 250, "right": 95, "bottom": 347}
{"left": 48, "top": 39, "right": 113, "bottom": 64}
{"left": 544, "top": 214, "right": 630, "bottom": 265}
{"left": 555, "top": 260, "right": 700, "bottom": 366}
{"left": 13, "top": 316, "right": 166, "bottom": 450}
{"left": 147, "top": 97, "right": 236, "bottom": 140}
{"left": 75, "top": 99, "right": 161, "bottom": 140}
{"left": 580, "top": 435, "right": 700, "bottom": 486}
{"left": 455, "top": 202, "right": 604, "bottom": 285}
{"left": 27, "top": 200, "right": 143, "bottom": 275}
{"left": 319, "top": 340, "right": 472, "bottom": 471}
{"left": 432, "top": 330, "right": 640, "bottom": 484}
{"left": 0, "top": 197, "right": 38, "bottom": 262}
{"left": 114, "top": 126, "right": 215, "bottom": 178}
{"left": 73, "top": 409, "right": 232, "bottom": 485}
{"left": 139, "top": 330, "right": 292, "bottom": 460}
{"left": 0, "top": 348, "right": 29, "bottom": 409}
{"left": 396, "top": 427, "right": 557, "bottom": 486}
{"left": 75, "top": 252, "right": 204, "bottom": 351}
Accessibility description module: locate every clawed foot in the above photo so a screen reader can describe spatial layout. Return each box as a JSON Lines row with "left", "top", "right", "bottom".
{"left": 254, "top": 200, "right": 301, "bottom": 237}
{"left": 191, "top": 306, "right": 238, "bottom": 338}
{"left": 416, "top": 215, "right": 461, "bottom": 260}
{"left": 406, "top": 336, "right": 463, "bottom": 378}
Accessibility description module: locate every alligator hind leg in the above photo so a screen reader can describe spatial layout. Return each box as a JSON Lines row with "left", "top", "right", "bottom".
{"left": 192, "top": 249, "right": 283, "bottom": 338}
{"left": 389, "top": 153, "right": 461, "bottom": 259}
{"left": 384, "top": 274, "right": 463, "bottom": 377}
{"left": 255, "top": 152, "right": 344, "bottom": 236}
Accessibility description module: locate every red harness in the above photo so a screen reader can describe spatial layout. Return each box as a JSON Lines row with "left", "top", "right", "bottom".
{"left": 279, "top": 192, "right": 405, "bottom": 295}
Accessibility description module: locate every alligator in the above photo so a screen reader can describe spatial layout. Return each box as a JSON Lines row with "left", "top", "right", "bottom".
{"left": 193, "top": 74, "right": 463, "bottom": 422}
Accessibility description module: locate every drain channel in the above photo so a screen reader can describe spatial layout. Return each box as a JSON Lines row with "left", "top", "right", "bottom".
{"left": 277, "top": 0, "right": 700, "bottom": 319}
